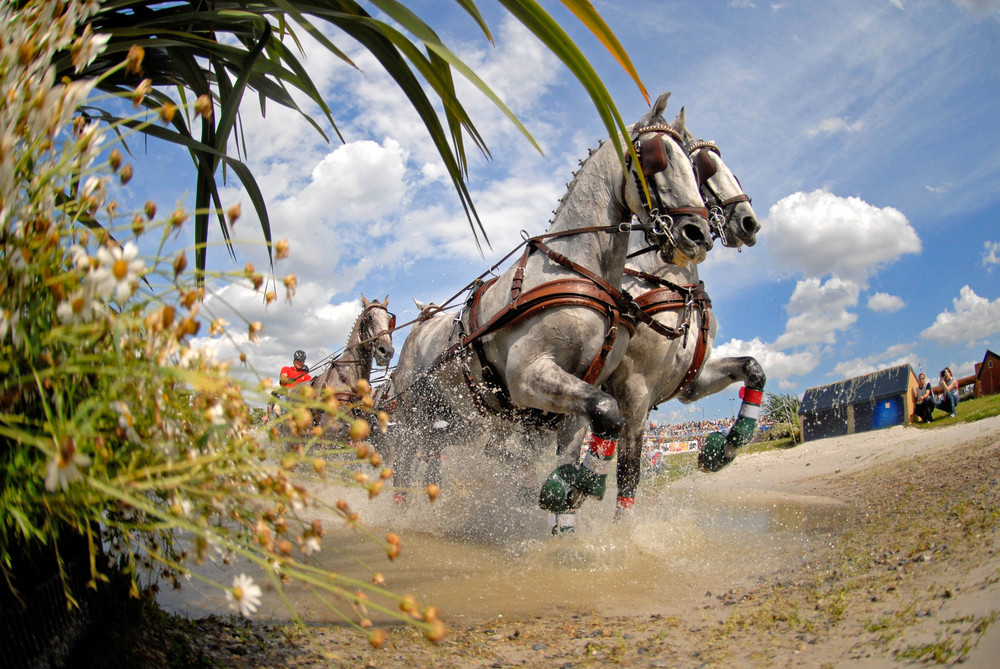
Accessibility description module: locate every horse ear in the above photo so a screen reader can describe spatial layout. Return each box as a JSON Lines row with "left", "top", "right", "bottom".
{"left": 413, "top": 298, "right": 428, "bottom": 311}
{"left": 383, "top": 295, "right": 389, "bottom": 306}
{"left": 361, "top": 294, "right": 370, "bottom": 307}
{"left": 638, "top": 91, "right": 671, "bottom": 127}
{"left": 673, "top": 107, "right": 692, "bottom": 143}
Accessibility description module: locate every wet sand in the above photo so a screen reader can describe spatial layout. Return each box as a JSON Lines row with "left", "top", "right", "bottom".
{"left": 153, "top": 415, "right": 1000, "bottom": 667}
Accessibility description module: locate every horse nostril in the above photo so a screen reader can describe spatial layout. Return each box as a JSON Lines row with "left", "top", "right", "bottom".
{"left": 742, "top": 216, "right": 760, "bottom": 234}
{"left": 681, "top": 221, "right": 713, "bottom": 250}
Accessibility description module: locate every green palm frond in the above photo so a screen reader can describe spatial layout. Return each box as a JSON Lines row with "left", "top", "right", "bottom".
{"left": 50, "top": 0, "right": 646, "bottom": 276}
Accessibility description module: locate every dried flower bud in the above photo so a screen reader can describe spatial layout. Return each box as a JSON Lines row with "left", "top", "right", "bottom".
{"left": 131, "top": 78, "right": 152, "bottom": 107}
{"left": 426, "top": 484, "right": 441, "bottom": 502}
{"left": 367, "top": 629, "right": 386, "bottom": 648}
{"left": 159, "top": 101, "right": 177, "bottom": 124}
{"left": 180, "top": 290, "right": 198, "bottom": 309}
{"left": 283, "top": 274, "right": 297, "bottom": 301}
{"left": 265, "top": 290, "right": 276, "bottom": 305}
{"left": 228, "top": 203, "right": 241, "bottom": 225}
{"left": 349, "top": 419, "right": 370, "bottom": 442}
{"left": 172, "top": 252, "right": 187, "bottom": 279}
{"left": 145, "top": 201, "right": 157, "bottom": 220}
{"left": 126, "top": 45, "right": 145, "bottom": 75}
{"left": 119, "top": 164, "right": 133, "bottom": 184}
{"left": 169, "top": 207, "right": 188, "bottom": 229}
{"left": 356, "top": 379, "right": 371, "bottom": 395}
{"left": 131, "top": 214, "right": 145, "bottom": 236}
{"left": 249, "top": 321, "right": 263, "bottom": 343}
{"left": 426, "top": 620, "right": 447, "bottom": 643}
{"left": 109, "top": 149, "right": 123, "bottom": 171}
{"left": 275, "top": 239, "right": 290, "bottom": 259}
{"left": 194, "top": 94, "right": 212, "bottom": 119}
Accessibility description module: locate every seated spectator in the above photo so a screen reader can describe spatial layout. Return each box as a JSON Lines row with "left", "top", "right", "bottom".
{"left": 934, "top": 367, "right": 959, "bottom": 418}
{"left": 914, "top": 372, "right": 934, "bottom": 423}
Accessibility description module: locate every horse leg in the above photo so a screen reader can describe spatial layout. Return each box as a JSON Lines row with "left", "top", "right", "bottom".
{"left": 684, "top": 357, "right": 766, "bottom": 472}
{"left": 519, "top": 359, "right": 625, "bottom": 515}
{"left": 548, "top": 417, "right": 587, "bottom": 534}
{"left": 609, "top": 381, "right": 654, "bottom": 522}
{"left": 612, "top": 417, "right": 646, "bottom": 523}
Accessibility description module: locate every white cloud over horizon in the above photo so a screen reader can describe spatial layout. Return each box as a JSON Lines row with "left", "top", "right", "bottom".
{"left": 762, "top": 189, "right": 921, "bottom": 281}
{"left": 830, "top": 342, "right": 916, "bottom": 379}
{"left": 920, "top": 285, "right": 1000, "bottom": 346}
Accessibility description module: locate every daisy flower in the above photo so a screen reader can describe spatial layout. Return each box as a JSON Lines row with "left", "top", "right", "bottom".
{"left": 45, "top": 438, "right": 91, "bottom": 492}
{"left": 226, "top": 574, "right": 262, "bottom": 617}
{"left": 56, "top": 286, "right": 105, "bottom": 324}
{"left": 93, "top": 241, "right": 146, "bottom": 301}
{"left": 302, "top": 532, "right": 322, "bottom": 556}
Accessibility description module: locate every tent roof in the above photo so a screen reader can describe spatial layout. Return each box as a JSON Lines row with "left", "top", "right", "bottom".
{"left": 800, "top": 363, "right": 915, "bottom": 414}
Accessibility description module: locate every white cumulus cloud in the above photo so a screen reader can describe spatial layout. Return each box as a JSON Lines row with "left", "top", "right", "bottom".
{"left": 867, "top": 291, "right": 905, "bottom": 312}
{"left": 763, "top": 189, "right": 921, "bottom": 281}
{"left": 773, "top": 277, "right": 861, "bottom": 349}
{"left": 920, "top": 285, "right": 1000, "bottom": 346}
{"left": 805, "top": 117, "right": 864, "bottom": 137}
{"left": 983, "top": 240, "right": 1000, "bottom": 269}
{"left": 830, "top": 342, "right": 915, "bottom": 379}
{"left": 714, "top": 337, "right": 820, "bottom": 381}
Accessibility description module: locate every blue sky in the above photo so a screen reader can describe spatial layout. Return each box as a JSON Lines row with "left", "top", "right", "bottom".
{"left": 121, "top": 0, "right": 1000, "bottom": 424}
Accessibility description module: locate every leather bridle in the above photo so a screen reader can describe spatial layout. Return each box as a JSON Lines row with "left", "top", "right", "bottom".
{"left": 627, "top": 124, "right": 709, "bottom": 251}
{"left": 688, "top": 140, "right": 751, "bottom": 247}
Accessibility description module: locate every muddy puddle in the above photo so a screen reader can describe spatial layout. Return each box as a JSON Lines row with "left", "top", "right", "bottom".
{"left": 158, "top": 451, "right": 846, "bottom": 626}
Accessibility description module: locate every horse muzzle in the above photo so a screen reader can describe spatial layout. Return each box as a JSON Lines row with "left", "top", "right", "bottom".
{"left": 728, "top": 202, "right": 759, "bottom": 248}
{"left": 668, "top": 215, "right": 713, "bottom": 265}
{"left": 375, "top": 343, "right": 394, "bottom": 367}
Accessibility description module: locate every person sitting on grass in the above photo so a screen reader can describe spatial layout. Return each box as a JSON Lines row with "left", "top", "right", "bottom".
{"left": 934, "top": 367, "right": 959, "bottom": 418}
{"left": 914, "top": 372, "right": 935, "bottom": 423}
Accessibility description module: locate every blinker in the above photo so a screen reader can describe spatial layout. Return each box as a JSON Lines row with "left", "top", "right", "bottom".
{"left": 638, "top": 136, "right": 670, "bottom": 176}
{"left": 694, "top": 149, "right": 717, "bottom": 185}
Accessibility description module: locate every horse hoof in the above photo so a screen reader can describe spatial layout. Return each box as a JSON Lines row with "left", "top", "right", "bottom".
{"left": 539, "top": 464, "right": 578, "bottom": 514}
{"left": 549, "top": 512, "right": 577, "bottom": 535}
{"left": 698, "top": 432, "right": 728, "bottom": 472}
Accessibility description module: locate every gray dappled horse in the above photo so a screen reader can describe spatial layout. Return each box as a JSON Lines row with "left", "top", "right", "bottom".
{"left": 292, "top": 295, "right": 395, "bottom": 435}
{"left": 541, "top": 117, "right": 766, "bottom": 532}
{"left": 384, "top": 93, "right": 713, "bottom": 515}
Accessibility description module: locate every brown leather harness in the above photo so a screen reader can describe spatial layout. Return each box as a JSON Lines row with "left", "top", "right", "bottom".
{"left": 623, "top": 268, "right": 713, "bottom": 402}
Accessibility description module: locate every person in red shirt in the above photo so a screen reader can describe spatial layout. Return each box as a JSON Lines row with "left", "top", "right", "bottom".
{"left": 264, "top": 350, "right": 312, "bottom": 423}
{"left": 280, "top": 349, "right": 312, "bottom": 388}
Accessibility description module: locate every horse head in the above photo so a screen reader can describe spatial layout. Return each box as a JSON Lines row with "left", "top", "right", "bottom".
{"left": 624, "top": 93, "right": 714, "bottom": 266}
{"left": 678, "top": 113, "right": 760, "bottom": 248}
{"left": 360, "top": 294, "right": 396, "bottom": 367}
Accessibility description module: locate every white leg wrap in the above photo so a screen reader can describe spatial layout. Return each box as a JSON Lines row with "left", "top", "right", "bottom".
{"left": 581, "top": 451, "right": 613, "bottom": 475}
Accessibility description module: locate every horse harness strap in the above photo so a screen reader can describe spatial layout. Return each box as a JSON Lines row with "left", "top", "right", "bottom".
{"left": 624, "top": 268, "right": 713, "bottom": 400}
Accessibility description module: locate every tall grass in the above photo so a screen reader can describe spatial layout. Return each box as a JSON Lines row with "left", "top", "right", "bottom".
{"left": 0, "top": 0, "right": 440, "bottom": 648}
